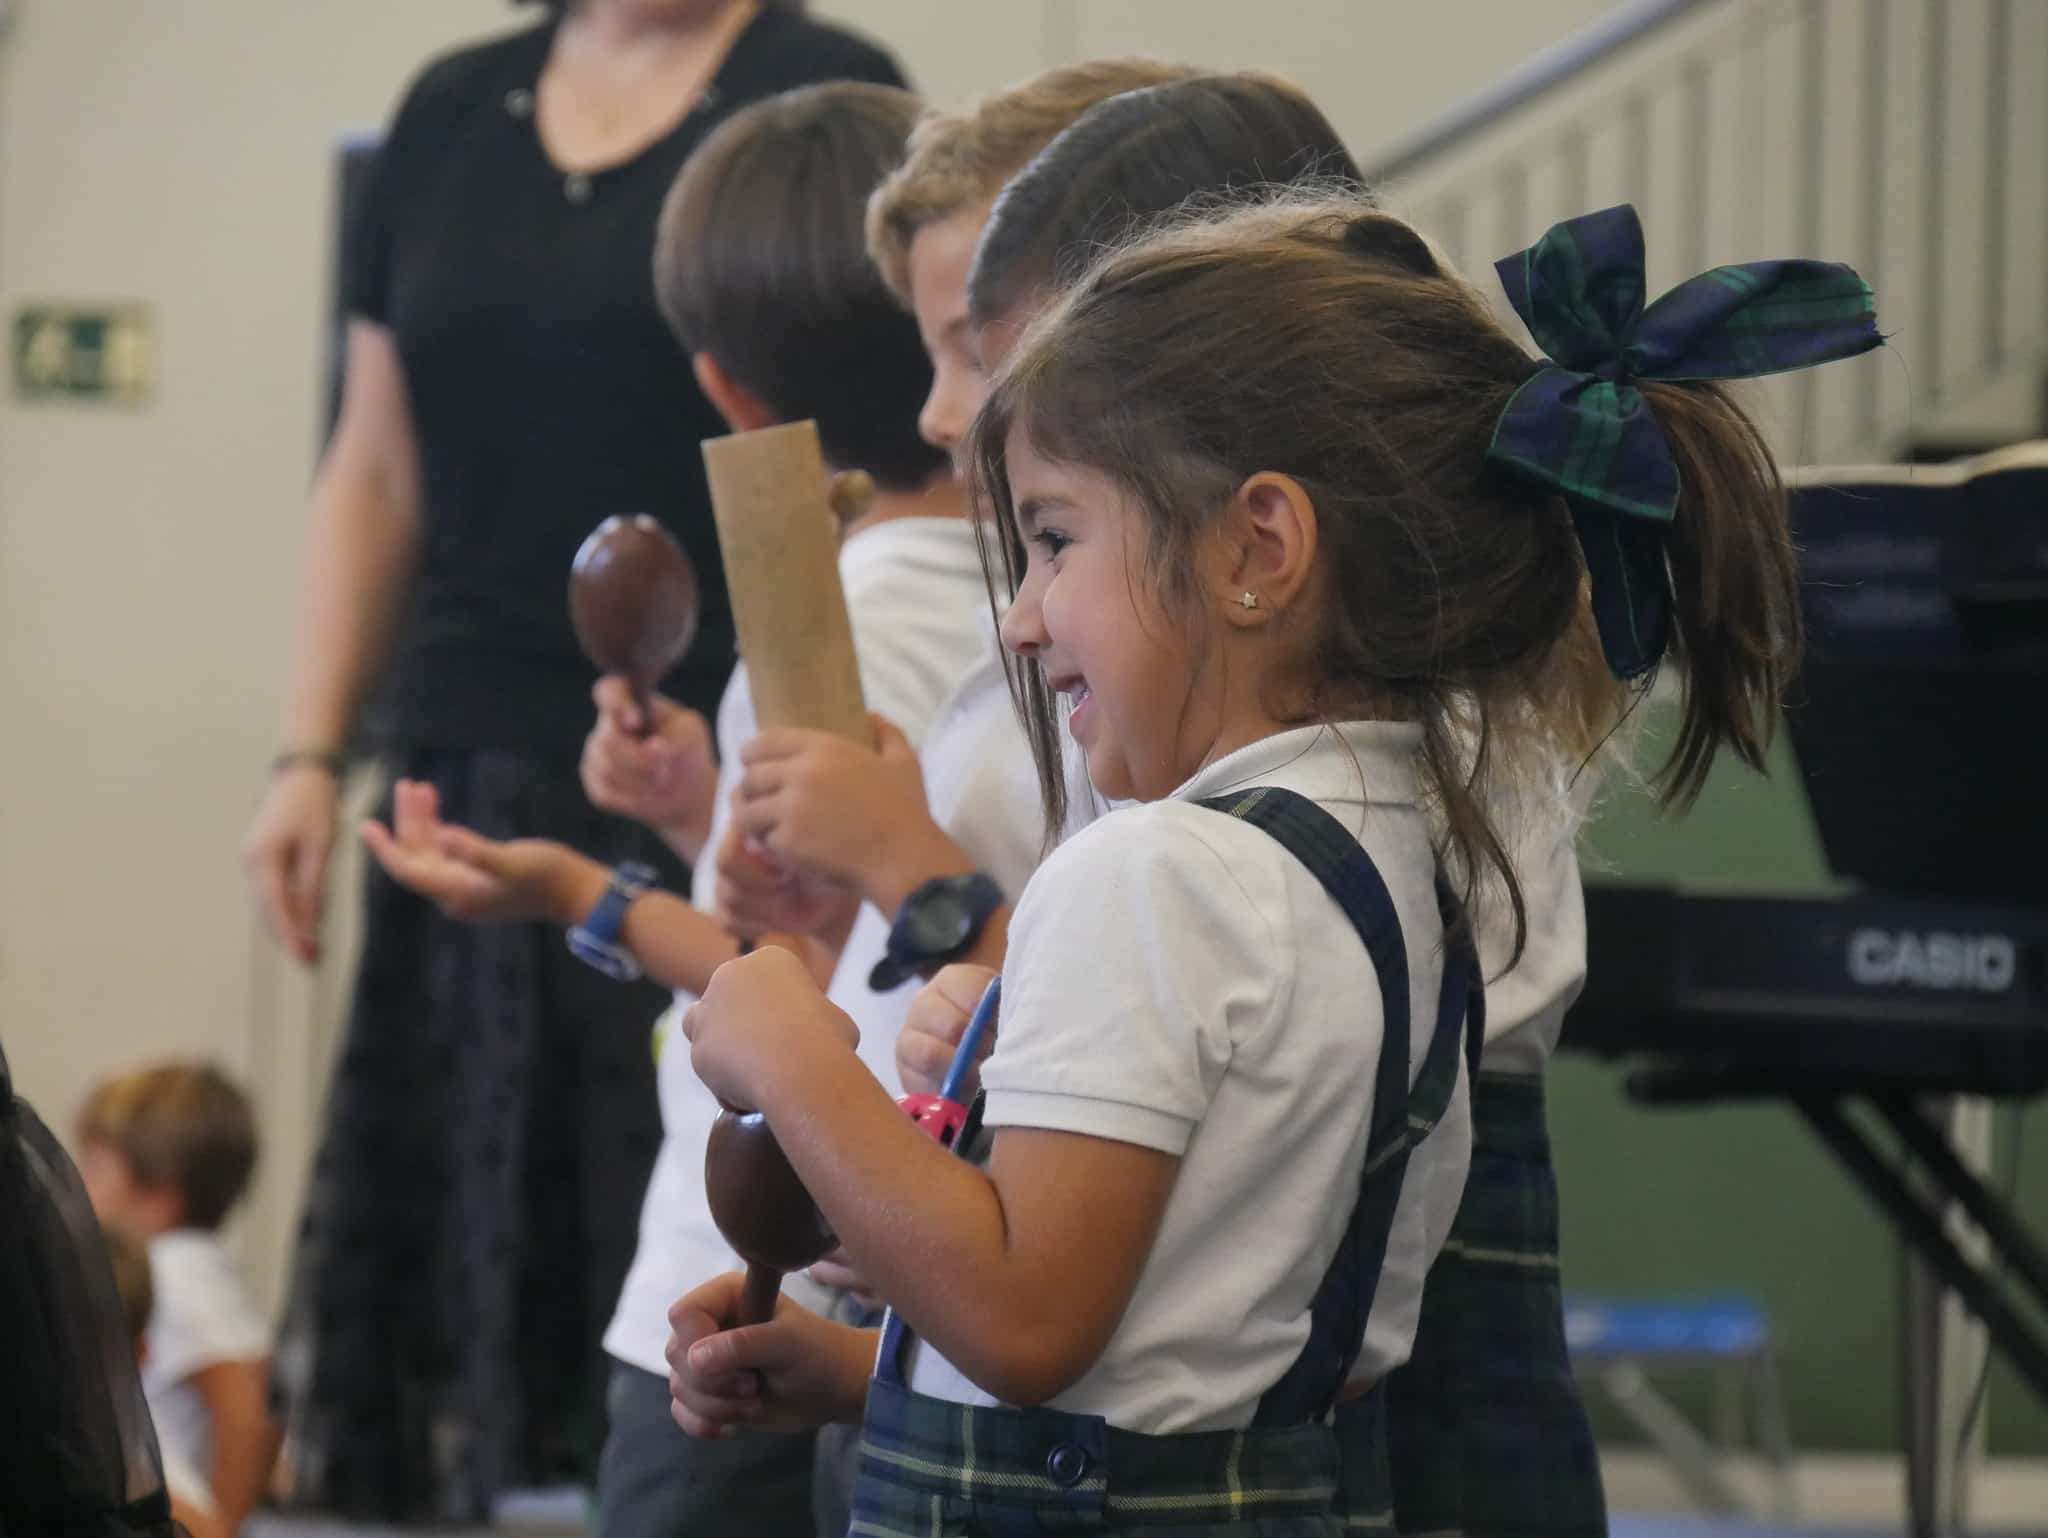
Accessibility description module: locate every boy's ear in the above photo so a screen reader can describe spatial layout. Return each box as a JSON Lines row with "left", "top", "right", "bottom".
{"left": 136, "top": 1180, "right": 187, "bottom": 1235}
{"left": 692, "top": 352, "right": 782, "bottom": 434}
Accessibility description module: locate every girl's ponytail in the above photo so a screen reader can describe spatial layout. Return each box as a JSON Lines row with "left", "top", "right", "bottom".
{"left": 1644, "top": 381, "right": 1801, "bottom": 806}
{"left": 1481, "top": 203, "right": 1880, "bottom": 806}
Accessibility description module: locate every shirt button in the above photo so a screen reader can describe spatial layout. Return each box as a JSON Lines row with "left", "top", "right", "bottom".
{"left": 564, "top": 172, "right": 593, "bottom": 205}
{"left": 1044, "top": 1442, "right": 1088, "bottom": 1488}
{"left": 504, "top": 87, "right": 535, "bottom": 118}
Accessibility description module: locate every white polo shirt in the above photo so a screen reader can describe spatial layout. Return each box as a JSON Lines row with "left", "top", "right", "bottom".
{"left": 605, "top": 515, "right": 1001, "bottom": 1375}
{"left": 1470, "top": 762, "right": 1596, "bottom": 1075}
{"left": 142, "top": 1229, "right": 267, "bottom": 1485}
{"left": 826, "top": 606, "right": 1102, "bottom": 1040}
{"left": 906, "top": 721, "right": 1472, "bottom": 1433}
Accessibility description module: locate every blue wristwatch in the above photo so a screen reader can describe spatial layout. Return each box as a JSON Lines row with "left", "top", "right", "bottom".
{"left": 567, "top": 861, "right": 659, "bottom": 981}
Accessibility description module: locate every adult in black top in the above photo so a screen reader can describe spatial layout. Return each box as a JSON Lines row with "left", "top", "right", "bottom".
{"left": 244, "top": 1, "right": 903, "bottom": 1520}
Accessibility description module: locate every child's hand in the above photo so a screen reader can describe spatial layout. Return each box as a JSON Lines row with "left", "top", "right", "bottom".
{"left": 806, "top": 1246, "right": 882, "bottom": 1311}
{"left": 581, "top": 677, "right": 716, "bottom": 838}
{"left": 666, "top": 1273, "right": 874, "bottom": 1437}
{"left": 898, "top": 964, "right": 1000, "bottom": 1099}
{"left": 361, "top": 780, "right": 598, "bottom": 925}
{"left": 733, "top": 715, "right": 955, "bottom": 906}
{"left": 712, "top": 819, "right": 860, "bottom": 939}
{"left": 682, "top": 947, "right": 859, "bottom": 1111}
{"left": 754, "top": 930, "right": 843, "bottom": 991}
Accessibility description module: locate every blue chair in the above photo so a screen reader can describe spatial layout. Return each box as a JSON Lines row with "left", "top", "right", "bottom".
{"left": 1565, "top": 1295, "right": 1796, "bottom": 1520}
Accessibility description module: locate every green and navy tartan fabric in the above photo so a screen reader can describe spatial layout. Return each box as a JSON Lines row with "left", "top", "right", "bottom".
{"left": 852, "top": 1377, "right": 1348, "bottom": 1536}
{"left": 848, "top": 786, "right": 1466, "bottom": 1536}
{"left": 1332, "top": 1389, "right": 1394, "bottom": 1534}
{"left": 1486, "top": 202, "right": 1881, "bottom": 678}
{"left": 1381, "top": 1073, "right": 1607, "bottom": 1538}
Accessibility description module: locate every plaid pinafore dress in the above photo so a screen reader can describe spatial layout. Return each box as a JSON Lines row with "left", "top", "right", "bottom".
{"left": 847, "top": 787, "right": 1481, "bottom": 1537}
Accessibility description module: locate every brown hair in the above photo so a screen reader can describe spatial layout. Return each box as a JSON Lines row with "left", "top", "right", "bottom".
{"left": 970, "top": 196, "right": 1797, "bottom": 955}
{"left": 77, "top": 1064, "right": 257, "bottom": 1231}
{"left": 654, "top": 81, "right": 946, "bottom": 491}
{"left": 864, "top": 57, "right": 1202, "bottom": 305}
{"left": 101, "top": 1223, "right": 154, "bottom": 1343}
{"left": 969, "top": 71, "right": 1368, "bottom": 328}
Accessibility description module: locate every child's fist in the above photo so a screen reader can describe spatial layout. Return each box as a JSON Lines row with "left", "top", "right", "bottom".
{"left": 683, "top": 947, "right": 859, "bottom": 1112}
{"left": 712, "top": 820, "right": 859, "bottom": 940}
{"left": 581, "top": 676, "right": 715, "bottom": 839}
{"left": 897, "top": 964, "right": 999, "bottom": 1099}
{"left": 731, "top": 714, "right": 948, "bottom": 901}
{"left": 666, "top": 1275, "right": 871, "bottom": 1437}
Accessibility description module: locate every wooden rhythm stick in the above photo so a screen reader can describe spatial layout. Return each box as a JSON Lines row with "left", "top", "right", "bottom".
{"left": 702, "top": 421, "right": 870, "bottom": 743}
{"left": 700, "top": 422, "right": 870, "bottom": 1324}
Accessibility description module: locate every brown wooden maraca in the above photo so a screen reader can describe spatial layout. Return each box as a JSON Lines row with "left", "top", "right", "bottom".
{"left": 704, "top": 1101, "right": 839, "bottom": 1325}
{"left": 568, "top": 514, "right": 699, "bottom": 735}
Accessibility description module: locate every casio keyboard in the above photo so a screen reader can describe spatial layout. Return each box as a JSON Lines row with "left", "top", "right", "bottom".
{"left": 1557, "top": 447, "right": 2048, "bottom": 1527}
{"left": 1567, "top": 885, "right": 2048, "bottom": 1097}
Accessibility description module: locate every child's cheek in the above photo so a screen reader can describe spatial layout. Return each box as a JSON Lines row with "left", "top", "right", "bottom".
{"left": 1040, "top": 568, "right": 1079, "bottom": 649}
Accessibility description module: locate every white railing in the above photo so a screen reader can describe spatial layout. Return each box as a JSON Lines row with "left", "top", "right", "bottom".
{"left": 1366, "top": 0, "right": 2048, "bottom": 466}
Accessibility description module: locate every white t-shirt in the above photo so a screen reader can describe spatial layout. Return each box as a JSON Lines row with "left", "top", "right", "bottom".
{"left": 605, "top": 515, "right": 998, "bottom": 1374}
{"left": 1472, "top": 765, "right": 1592, "bottom": 1074}
{"left": 828, "top": 606, "right": 1101, "bottom": 1048}
{"left": 160, "top": 1440, "right": 218, "bottom": 1522}
{"left": 906, "top": 722, "right": 1472, "bottom": 1433}
{"left": 141, "top": 1229, "right": 267, "bottom": 1484}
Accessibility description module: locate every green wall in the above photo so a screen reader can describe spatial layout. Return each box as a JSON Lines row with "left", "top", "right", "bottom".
{"left": 1562, "top": 720, "right": 2048, "bottom": 1456}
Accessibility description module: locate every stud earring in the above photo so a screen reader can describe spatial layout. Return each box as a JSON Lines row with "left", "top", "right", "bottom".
{"left": 1239, "top": 590, "right": 1260, "bottom": 611}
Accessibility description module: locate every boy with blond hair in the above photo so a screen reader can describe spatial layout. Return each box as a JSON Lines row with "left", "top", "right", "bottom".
{"left": 102, "top": 1220, "right": 228, "bottom": 1538}
{"left": 862, "top": 58, "right": 1195, "bottom": 456}
{"left": 78, "top": 1063, "right": 272, "bottom": 1536}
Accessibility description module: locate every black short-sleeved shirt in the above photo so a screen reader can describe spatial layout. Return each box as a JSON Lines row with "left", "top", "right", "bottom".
{"left": 346, "top": 11, "right": 904, "bottom": 752}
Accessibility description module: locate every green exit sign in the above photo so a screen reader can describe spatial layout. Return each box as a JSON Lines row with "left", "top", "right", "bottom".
{"left": 11, "top": 303, "right": 153, "bottom": 405}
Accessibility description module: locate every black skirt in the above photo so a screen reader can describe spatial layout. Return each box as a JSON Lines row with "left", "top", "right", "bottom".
{"left": 273, "top": 746, "right": 684, "bottom": 1524}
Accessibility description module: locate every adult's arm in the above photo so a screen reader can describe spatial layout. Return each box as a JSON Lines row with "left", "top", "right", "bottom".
{"left": 240, "top": 320, "right": 422, "bottom": 964}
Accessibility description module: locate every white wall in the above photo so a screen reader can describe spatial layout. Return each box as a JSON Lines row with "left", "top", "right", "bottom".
{"left": 0, "top": 0, "right": 507, "bottom": 1310}
{"left": 0, "top": 0, "right": 1617, "bottom": 1314}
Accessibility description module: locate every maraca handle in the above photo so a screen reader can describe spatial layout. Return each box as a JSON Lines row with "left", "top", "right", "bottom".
{"left": 737, "top": 1262, "right": 783, "bottom": 1327}
{"left": 627, "top": 679, "right": 657, "bottom": 740}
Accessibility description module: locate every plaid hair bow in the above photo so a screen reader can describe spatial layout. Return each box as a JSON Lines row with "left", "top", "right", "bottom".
{"left": 1486, "top": 204, "right": 1881, "bottom": 679}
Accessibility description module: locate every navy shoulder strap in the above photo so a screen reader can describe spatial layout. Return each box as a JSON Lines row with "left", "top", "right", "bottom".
{"left": 1197, "top": 786, "right": 1479, "bottom": 1425}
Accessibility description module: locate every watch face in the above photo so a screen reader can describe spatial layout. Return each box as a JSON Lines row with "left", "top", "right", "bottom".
{"left": 567, "top": 929, "right": 641, "bottom": 982}
{"left": 904, "top": 893, "right": 973, "bottom": 954}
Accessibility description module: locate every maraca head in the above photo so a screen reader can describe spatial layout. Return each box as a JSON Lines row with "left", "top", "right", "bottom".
{"left": 704, "top": 1106, "right": 836, "bottom": 1272}
{"left": 568, "top": 514, "right": 700, "bottom": 686}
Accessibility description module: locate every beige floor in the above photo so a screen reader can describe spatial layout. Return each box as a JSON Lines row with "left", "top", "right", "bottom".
{"left": 244, "top": 1454, "right": 2048, "bottom": 1538}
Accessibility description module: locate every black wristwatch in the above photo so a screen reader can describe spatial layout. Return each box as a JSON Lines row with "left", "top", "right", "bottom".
{"left": 868, "top": 872, "right": 1004, "bottom": 992}
{"left": 567, "top": 861, "right": 659, "bottom": 981}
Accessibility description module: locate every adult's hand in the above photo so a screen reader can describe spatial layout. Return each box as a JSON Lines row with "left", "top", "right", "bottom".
{"left": 241, "top": 764, "right": 340, "bottom": 965}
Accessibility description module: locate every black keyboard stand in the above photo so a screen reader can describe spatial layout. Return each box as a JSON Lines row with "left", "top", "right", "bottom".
{"left": 1626, "top": 1065, "right": 2048, "bottom": 1405}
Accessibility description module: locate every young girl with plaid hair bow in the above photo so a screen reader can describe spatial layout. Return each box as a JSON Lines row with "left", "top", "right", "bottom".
{"left": 668, "top": 199, "right": 1878, "bottom": 1537}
